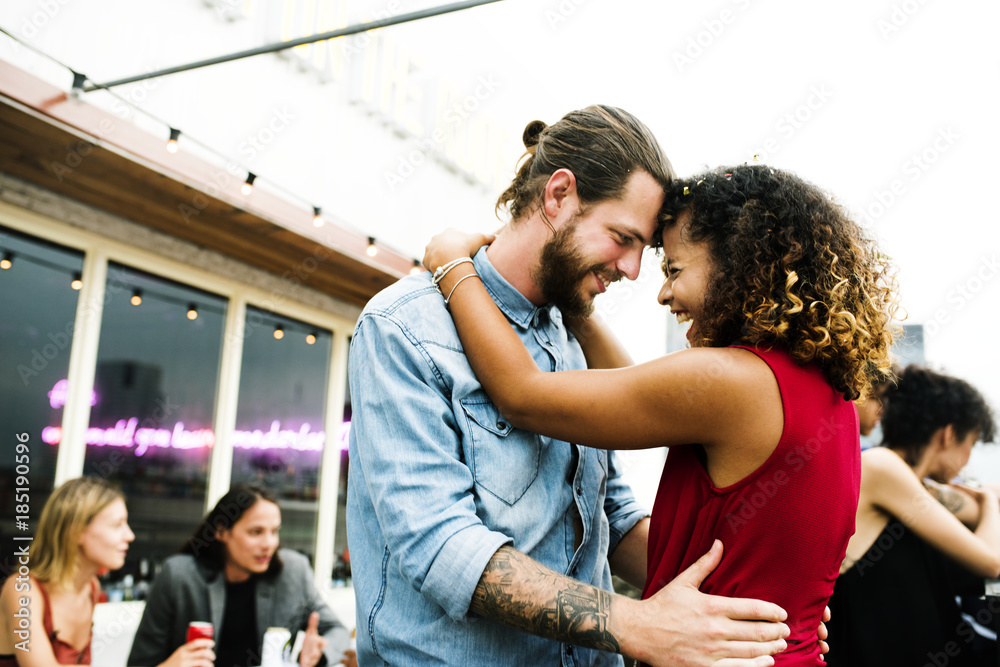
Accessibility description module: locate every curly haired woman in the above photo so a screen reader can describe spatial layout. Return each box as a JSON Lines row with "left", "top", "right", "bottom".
{"left": 423, "top": 163, "right": 899, "bottom": 665}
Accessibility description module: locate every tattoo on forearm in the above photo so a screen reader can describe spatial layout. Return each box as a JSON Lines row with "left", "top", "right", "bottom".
{"left": 470, "top": 546, "right": 621, "bottom": 653}
{"left": 928, "top": 484, "right": 966, "bottom": 515}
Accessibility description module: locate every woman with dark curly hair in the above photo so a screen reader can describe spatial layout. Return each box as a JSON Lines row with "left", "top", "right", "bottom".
{"left": 128, "top": 484, "right": 353, "bottom": 667}
{"left": 826, "top": 365, "right": 999, "bottom": 666}
{"left": 422, "top": 163, "right": 899, "bottom": 665}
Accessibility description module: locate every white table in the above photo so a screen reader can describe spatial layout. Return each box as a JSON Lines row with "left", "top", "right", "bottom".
{"left": 91, "top": 587, "right": 356, "bottom": 667}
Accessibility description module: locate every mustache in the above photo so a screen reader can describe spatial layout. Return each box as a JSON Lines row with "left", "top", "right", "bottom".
{"left": 594, "top": 267, "right": 625, "bottom": 284}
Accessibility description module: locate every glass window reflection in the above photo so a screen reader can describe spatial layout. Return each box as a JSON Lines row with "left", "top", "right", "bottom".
{"left": 82, "top": 262, "right": 227, "bottom": 571}
{"left": 0, "top": 226, "right": 84, "bottom": 534}
{"left": 231, "top": 306, "right": 331, "bottom": 562}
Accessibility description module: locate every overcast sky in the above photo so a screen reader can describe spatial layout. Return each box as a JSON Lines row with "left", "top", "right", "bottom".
{"left": 401, "top": 0, "right": 1000, "bottom": 405}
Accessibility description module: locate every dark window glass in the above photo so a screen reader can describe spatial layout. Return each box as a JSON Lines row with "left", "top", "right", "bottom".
{"left": 231, "top": 306, "right": 331, "bottom": 561}
{"left": 82, "top": 262, "right": 227, "bottom": 574}
{"left": 0, "top": 226, "right": 84, "bottom": 541}
{"left": 333, "top": 379, "right": 351, "bottom": 584}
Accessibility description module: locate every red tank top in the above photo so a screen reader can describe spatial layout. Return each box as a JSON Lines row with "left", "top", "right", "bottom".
{"left": 642, "top": 346, "right": 860, "bottom": 665}
{"left": 0, "top": 577, "right": 95, "bottom": 665}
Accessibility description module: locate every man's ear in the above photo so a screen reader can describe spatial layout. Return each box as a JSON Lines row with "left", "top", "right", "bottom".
{"left": 541, "top": 169, "right": 578, "bottom": 225}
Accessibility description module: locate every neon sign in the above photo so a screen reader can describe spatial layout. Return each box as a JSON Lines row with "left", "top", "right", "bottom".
{"left": 42, "top": 420, "right": 351, "bottom": 457}
{"left": 48, "top": 379, "right": 97, "bottom": 409}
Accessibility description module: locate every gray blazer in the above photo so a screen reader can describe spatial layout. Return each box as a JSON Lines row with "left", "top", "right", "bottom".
{"left": 127, "top": 549, "right": 348, "bottom": 666}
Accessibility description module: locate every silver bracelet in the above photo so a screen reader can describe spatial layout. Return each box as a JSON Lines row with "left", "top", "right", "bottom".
{"left": 444, "top": 272, "right": 481, "bottom": 305}
{"left": 431, "top": 257, "right": 474, "bottom": 290}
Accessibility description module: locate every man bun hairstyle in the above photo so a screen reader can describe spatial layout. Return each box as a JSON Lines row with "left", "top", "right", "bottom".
{"left": 496, "top": 105, "right": 674, "bottom": 222}
{"left": 522, "top": 119, "right": 546, "bottom": 148}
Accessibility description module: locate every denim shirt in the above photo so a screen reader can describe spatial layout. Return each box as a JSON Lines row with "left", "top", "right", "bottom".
{"left": 347, "top": 248, "right": 647, "bottom": 666}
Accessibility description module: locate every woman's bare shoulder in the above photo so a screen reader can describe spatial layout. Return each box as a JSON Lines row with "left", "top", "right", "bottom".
{"left": 861, "top": 446, "right": 909, "bottom": 475}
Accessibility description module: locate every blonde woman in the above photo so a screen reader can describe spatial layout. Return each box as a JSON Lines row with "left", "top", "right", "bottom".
{"left": 0, "top": 477, "right": 136, "bottom": 666}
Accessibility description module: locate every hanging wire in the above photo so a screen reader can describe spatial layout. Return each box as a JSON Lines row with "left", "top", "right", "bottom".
{"left": 0, "top": 24, "right": 423, "bottom": 264}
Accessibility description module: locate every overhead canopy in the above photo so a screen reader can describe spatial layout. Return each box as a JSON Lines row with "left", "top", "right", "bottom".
{"left": 0, "top": 59, "right": 410, "bottom": 308}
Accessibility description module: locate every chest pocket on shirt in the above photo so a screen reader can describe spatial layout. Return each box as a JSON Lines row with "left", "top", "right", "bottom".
{"left": 461, "top": 395, "right": 541, "bottom": 506}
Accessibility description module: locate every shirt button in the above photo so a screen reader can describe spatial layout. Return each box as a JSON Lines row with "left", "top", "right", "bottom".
{"left": 575, "top": 485, "right": 583, "bottom": 495}
{"left": 566, "top": 646, "right": 574, "bottom": 655}
{"left": 497, "top": 420, "right": 507, "bottom": 430}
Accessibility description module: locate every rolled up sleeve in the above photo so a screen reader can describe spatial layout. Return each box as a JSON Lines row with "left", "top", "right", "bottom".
{"left": 349, "top": 312, "right": 511, "bottom": 621}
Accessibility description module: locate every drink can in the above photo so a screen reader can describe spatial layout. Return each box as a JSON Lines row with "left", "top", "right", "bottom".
{"left": 262, "top": 626, "right": 292, "bottom": 667}
{"left": 186, "top": 621, "right": 214, "bottom": 643}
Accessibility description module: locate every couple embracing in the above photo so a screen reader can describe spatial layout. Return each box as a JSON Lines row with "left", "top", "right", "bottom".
{"left": 347, "top": 105, "right": 897, "bottom": 666}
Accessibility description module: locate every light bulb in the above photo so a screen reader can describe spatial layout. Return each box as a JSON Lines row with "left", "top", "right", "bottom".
{"left": 242, "top": 172, "right": 256, "bottom": 196}
{"left": 166, "top": 128, "right": 180, "bottom": 153}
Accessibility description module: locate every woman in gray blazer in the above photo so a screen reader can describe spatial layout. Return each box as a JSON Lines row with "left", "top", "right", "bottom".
{"left": 128, "top": 484, "right": 351, "bottom": 667}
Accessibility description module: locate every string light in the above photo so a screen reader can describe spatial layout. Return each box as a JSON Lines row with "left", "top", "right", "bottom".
{"left": 241, "top": 172, "right": 256, "bottom": 196}
{"left": 70, "top": 71, "right": 86, "bottom": 96}
{"left": 313, "top": 206, "right": 324, "bottom": 227}
{"left": 70, "top": 272, "right": 83, "bottom": 290}
{"left": 410, "top": 259, "right": 421, "bottom": 275}
{"left": 273, "top": 324, "right": 285, "bottom": 340}
{"left": 166, "top": 128, "right": 180, "bottom": 153}
{"left": 130, "top": 289, "right": 143, "bottom": 306}
{"left": 306, "top": 331, "right": 317, "bottom": 345}
{"left": 0, "top": 251, "right": 12, "bottom": 270}
{"left": 186, "top": 303, "right": 199, "bottom": 320}
{"left": 1, "top": 32, "right": 413, "bottom": 274}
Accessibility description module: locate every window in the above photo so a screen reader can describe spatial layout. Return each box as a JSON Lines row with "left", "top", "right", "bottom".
{"left": 231, "top": 306, "right": 332, "bottom": 562}
{"left": 0, "top": 227, "right": 84, "bottom": 534}
{"left": 81, "top": 262, "right": 227, "bottom": 568}
{"left": 333, "top": 375, "right": 351, "bottom": 583}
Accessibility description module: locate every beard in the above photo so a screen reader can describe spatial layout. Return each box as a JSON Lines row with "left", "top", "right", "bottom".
{"left": 532, "top": 219, "right": 619, "bottom": 318}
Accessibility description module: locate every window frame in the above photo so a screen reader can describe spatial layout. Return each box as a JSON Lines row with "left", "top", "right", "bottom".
{"left": 0, "top": 201, "right": 354, "bottom": 591}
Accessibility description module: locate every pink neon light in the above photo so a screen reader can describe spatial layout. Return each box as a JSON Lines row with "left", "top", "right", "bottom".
{"left": 48, "top": 379, "right": 98, "bottom": 409}
{"left": 42, "top": 420, "right": 352, "bottom": 457}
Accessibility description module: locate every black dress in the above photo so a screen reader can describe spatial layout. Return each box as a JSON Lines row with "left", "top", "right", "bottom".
{"left": 826, "top": 520, "right": 987, "bottom": 667}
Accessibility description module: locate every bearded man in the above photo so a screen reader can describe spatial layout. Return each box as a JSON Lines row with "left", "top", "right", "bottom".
{"left": 346, "top": 105, "right": 791, "bottom": 666}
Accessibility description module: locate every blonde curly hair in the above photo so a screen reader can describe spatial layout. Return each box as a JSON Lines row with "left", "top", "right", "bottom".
{"left": 658, "top": 164, "right": 900, "bottom": 400}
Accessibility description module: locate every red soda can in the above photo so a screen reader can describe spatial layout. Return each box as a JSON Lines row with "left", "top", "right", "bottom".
{"left": 186, "top": 621, "right": 214, "bottom": 643}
